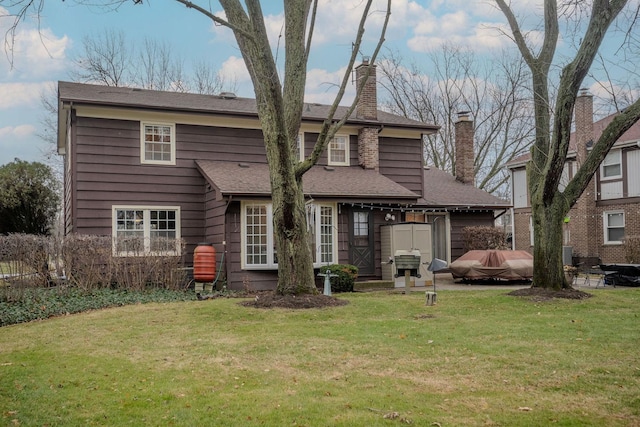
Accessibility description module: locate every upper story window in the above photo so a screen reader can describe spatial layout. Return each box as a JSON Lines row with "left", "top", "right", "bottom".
{"left": 113, "top": 206, "right": 181, "bottom": 256}
{"left": 241, "top": 201, "right": 337, "bottom": 269}
{"left": 512, "top": 169, "right": 528, "bottom": 208}
{"left": 601, "top": 149, "right": 621, "bottom": 180}
{"left": 603, "top": 211, "right": 625, "bottom": 244}
{"left": 328, "top": 135, "right": 349, "bottom": 166}
{"left": 141, "top": 122, "right": 176, "bottom": 165}
{"left": 296, "top": 133, "right": 304, "bottom": 162}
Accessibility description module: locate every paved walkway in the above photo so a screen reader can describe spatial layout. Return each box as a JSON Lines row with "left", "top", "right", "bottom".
{"left": 404, "top": 272, "right": 618, "bottom": 291}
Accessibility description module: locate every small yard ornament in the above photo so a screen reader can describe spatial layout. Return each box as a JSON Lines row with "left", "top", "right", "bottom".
{"left": 426, "top": 258, "right": 448, "bottom": 305}
{"left": 317, "top": 269, "right": 339, "bottom": 296}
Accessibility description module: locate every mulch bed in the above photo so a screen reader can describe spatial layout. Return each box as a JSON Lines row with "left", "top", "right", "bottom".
{"left": 507, "top": 287, "right": 593, "bottom": 302}
{"left": 239, "top": 291, "right": 350, "bottom": 309}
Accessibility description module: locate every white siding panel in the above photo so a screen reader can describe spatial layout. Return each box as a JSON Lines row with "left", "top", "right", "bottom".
{"left": 628, "top": 149, "right": 640, "bottom": 197}
{"left": 600, "top": 181, "right": 623, "bottom": 200}
{"left": 513, "top": 169, "right": 528, "bottom": 208}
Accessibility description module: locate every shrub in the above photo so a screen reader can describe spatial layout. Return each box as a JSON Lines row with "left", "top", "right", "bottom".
{"left": 462, "top": 226, "right": 509, "bottom": 252}
{"left": 623, "top": 236, "right": 640, "bottom": 263}
{"left": 1, "top": 234, "right": 187, "bottom": 296}
{"left": 318, "top": 264, "right": 358, "bottom": 293}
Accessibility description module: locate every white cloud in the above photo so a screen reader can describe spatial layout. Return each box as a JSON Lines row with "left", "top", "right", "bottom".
{"left": 0, "top": 7, "right": 69, "bottom": 79}
{"left": 0, "top": 124, "right": 36, "bottom": 140}
{"left": 218, "top": 56, "right": 251, "bottom": 93}
{"left": 304, "top": 66, "right": 355, "bottom": 105}
{"left": 0, "top": 82, "right": 52, "bottom": 109}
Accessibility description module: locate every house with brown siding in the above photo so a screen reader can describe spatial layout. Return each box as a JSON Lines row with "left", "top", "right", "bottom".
{"left": 57, "top": 60, "right": 509, "bottom": 290}
{"left": 508, "top": 90, "right": 640, "bottom": 265}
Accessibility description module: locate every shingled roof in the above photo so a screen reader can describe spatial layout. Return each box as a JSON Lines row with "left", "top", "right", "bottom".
{"left": 196, "top": 160, "right": 419, "bottom": 202}
{"left": 417, "top": 167, "right": 510, "bottom": 209}
{"left": 507, "top": 112, "right": 640, "bottom": 168}
{"left": 58, "top": 81, "right": 438, "bottom": 131}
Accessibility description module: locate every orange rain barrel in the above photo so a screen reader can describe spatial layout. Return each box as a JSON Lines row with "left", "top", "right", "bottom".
{"left": 194, "top": 243, "right": 216, "bottom": 282}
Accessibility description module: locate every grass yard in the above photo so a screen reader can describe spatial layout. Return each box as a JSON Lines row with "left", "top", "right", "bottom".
{"left": 1, "top": 288, "right": 639, "bottom": 426}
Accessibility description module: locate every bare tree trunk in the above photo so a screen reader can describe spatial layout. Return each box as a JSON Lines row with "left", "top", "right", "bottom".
{"left": 531, "top": 195, "right": 570, "bottom": 289}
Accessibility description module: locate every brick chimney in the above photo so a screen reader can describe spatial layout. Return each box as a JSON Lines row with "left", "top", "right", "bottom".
{"left": 356, "top": 57, "right": 379, "bottom": 170}
{"left": 570, "top": 89, "right": 597, "bottom": 258}
{"left": 454, "top": 111, "right": 475, "bottom": 185}
{"left": 575, "top": 88, "right": 593, "bottom": 164}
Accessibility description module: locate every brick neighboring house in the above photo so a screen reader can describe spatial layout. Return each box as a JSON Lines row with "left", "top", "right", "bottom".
{"left": 57, "top": 60, "right": 508, "bottom": 290}
{"left": 508, "top": 90, "right": 640, "bottom": 265}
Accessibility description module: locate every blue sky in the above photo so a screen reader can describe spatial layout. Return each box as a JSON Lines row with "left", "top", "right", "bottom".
{"left": 0, "top": 0, "right": 631, "bottom": 167}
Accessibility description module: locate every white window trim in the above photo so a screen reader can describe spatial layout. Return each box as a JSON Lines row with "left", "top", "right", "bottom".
{"left": 112, "top": 205, "right": 181, "bottom": 256}
{"left": 600, "top": 149, "right": 621, "bottom": 181}
{"left": 297, "top": 132, "right": 305, "bottom": 162}
{"left": 240, "top": 201, "right": 337, "bottom": 270}
{"left": 529, "top": 216, "right": 534, "bottom": 246}
{"left": 140, "top": 122, "right": 176, "bottom": 165}
{"left": 603, "top": 210, "right": 625, "bottom": 245}
{"left": 328, "top": 134, "right": 350, "bottom": 166}
{"left": 307, "top": 202, "right": 338, "bottom": 267}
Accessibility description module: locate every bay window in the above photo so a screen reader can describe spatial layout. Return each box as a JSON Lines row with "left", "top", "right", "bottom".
{"left": 241, "top": 201, "right": 337, "bottom": 269}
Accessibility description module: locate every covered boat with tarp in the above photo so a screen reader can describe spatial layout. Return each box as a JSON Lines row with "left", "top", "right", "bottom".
{"left": 450, "top": 250, "right": 534, "bottom": 281}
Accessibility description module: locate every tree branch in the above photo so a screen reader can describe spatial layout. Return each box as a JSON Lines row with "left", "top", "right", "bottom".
{"left": 297, "top": 0, "right": 391, "bottom": 177}
{"left": 173, "top": 0, "right": 254, "bottom": 40}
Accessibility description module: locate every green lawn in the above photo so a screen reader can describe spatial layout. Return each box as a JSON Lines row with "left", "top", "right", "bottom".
{"left": 1, "top": 289, "right": 639, "bottom": 426}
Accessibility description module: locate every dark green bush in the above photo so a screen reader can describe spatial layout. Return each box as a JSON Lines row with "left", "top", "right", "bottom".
{"left": 318, "top": 264, "right": 358, "bottom": 293}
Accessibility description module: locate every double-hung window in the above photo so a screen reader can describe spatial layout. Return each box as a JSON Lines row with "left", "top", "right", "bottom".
{"left": 241, "top": 201, "right": 337, "bottom": 269}
{"left": 113, "top": 206, "right": 181, "bottom": 255}
{"left": 296, "top": 133, "right": 305, "bottom": 162}
{"left": 600, "top": 149, "right": 621, "bottom": 180}
{"left": 603, "top": 211, "right": 625, "bottom": 244}
{"left": 141, "top": 122, "right": 176, "bottom": 165}
{"left": 328, "top": 135, "right": 349, "bottom": 166}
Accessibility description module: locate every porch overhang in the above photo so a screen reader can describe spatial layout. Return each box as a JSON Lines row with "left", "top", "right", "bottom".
{"left": 195, "top": 160, "right": 420, "bottom": 204}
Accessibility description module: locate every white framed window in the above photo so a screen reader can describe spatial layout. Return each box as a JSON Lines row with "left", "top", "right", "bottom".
{"left": 529, "top": 216, "right": 534, "bottom": 246}
{"left": 296, "top": 133, "right": 305, "bottom": 162}
{"left": 603, "top": 211, "right": 625, "bottom": 244}
{"left": 241, "top": 201, "right": 337, "bottom": 269}
{"left": 328, "top": 135, "right": 349, "bottom": 166}
{"left": 113, "top": 206, "right": 181, "bottom": 256}
{"left": 306, "top": 203, "right": 337, "bottom": 265}
{"left": 141, "top": 122, "right": 176, "bottom": 165}
{"left": 600, "top": 149, "right": 621, "bottom": 180}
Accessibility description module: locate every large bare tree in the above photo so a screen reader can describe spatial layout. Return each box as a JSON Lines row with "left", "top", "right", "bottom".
{"left": 496, "top": 0, "right": 640, "bottom": 289}
{"left": 378, "top": 45, "right": 534, "bottom": 197}
{"left": 194, "top": 0, "right": 391, "bottom": 295}
{"left": 70, "top": 29, "right": 233, "bottom": 94}
{"left": 4, "top": 0, "right": 391, "bottom": 295}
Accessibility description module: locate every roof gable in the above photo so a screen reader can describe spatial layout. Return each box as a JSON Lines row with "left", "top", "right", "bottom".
{"left": 196, "top": 160, "right": 420, "bottom": 202}
{"left": 417, "top": 167, "right": 510, "bottom": 208}
{"left": 58, "top": 81, "right": 438, "bottom": 131}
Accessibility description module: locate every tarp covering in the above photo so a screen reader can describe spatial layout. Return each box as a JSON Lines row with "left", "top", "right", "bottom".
{"left": 450, "top": 250, "right": 534, "bottom": 281}
{"left": 600, "top": 264, "right": 640, "bottom": 287}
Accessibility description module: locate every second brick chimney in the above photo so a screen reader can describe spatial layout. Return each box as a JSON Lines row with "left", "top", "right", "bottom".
{"left": 454, "top": 111, "right": 475, "bottom": 185}
{"left": 356, "top": 58, "right": 379, "bottom": 170}
{"left": 575, "top": 88, "right": 594, "bottom": 164}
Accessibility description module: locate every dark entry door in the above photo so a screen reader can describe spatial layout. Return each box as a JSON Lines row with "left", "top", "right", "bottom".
{"left": 350, "top": 210, "right": 374, "bottom": 275}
